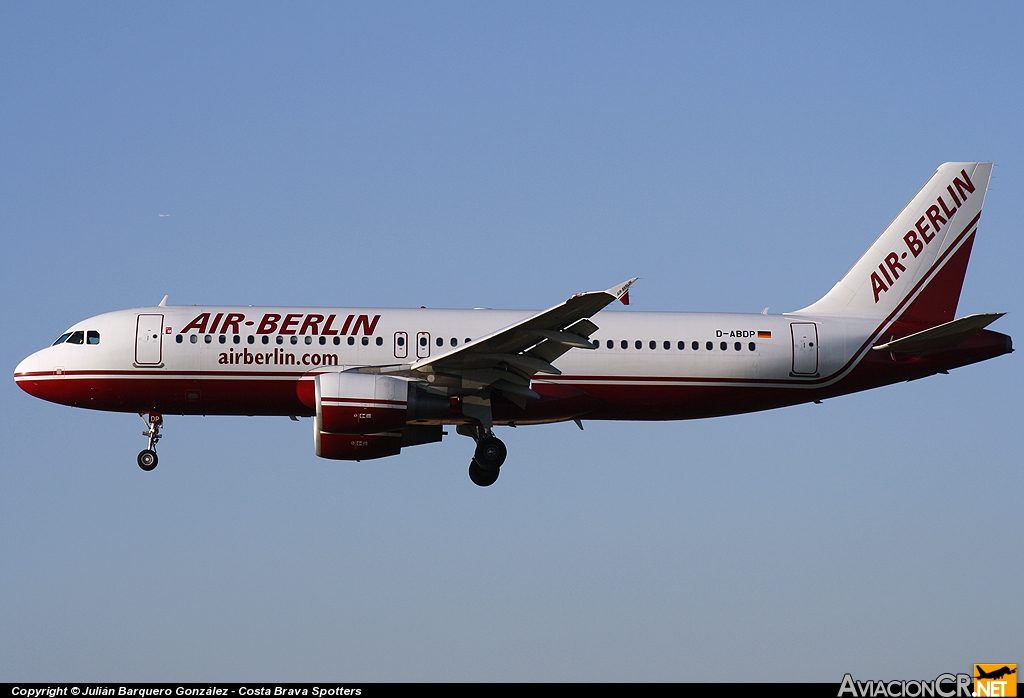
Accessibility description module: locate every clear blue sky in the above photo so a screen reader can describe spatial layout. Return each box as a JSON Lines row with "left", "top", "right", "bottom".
{"left": 2, "top": 1, "right": 1021, "bottom": 681}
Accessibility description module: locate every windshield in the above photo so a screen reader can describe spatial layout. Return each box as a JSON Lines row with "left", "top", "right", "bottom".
{"left": 52, "top": 333, "right": 72, "bottom": 346}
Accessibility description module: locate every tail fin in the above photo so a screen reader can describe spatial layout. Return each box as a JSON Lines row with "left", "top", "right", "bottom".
{"left": 795, "top": 162, "right": 992, "bottom": 327}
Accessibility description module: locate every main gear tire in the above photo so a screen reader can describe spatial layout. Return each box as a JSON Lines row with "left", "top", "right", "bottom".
{"left": 474, "top": 436, "right": 507, "bottom": 470}
{"left": 469, "top": 460, "right": 500, "bottom": 487}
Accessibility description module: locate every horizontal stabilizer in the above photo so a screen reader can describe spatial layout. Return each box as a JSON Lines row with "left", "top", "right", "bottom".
{"left": 872, "top": 313, "right": 1004, "bottom": 353}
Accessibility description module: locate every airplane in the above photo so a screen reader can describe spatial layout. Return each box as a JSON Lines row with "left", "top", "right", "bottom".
{"left": 14, "top": 162, "right": 1012, "bottom": 486}
{"left": 975, "top": 666, "right": 1016, "bottom": 681}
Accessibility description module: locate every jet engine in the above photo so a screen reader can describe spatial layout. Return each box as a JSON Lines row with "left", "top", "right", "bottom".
{"left": 314, "top": 372, "right": 449, "bottom": 460}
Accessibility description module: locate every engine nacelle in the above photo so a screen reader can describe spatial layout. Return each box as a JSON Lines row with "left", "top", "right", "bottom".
{"left": 316, "top": 431, "right": 402, "bottom": 461}
{"left": 312, "top": 372, "right": 451, "bottom": 461}
{"left": 316, "top": 372, "right": 410, "bottom": 434}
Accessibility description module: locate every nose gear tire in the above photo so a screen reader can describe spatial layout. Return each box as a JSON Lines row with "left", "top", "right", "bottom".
{"left": 137, "top": 449, "right": 158, "bottom": 471}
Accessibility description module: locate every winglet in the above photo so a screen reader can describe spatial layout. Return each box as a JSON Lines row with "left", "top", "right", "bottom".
{"left": 158, "top": 295, "right": 169, "bottom": 307}
{"left": 607, "top": 278, "right": 638, "bottom": 305}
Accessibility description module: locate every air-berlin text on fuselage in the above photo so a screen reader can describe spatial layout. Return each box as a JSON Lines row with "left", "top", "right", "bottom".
{"left": 177, "top": 312, "right": 381, "bottom": 335}
{"left": 870, "top": 169, "right": 976, "bottom": 303}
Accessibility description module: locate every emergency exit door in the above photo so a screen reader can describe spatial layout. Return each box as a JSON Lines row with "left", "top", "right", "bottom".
{"left": 136, "top": 314, "right": 164, "bottom": 365}
{"left": 394, "top": 331, "right": 408, "bottom": 359}
{"left": 791, "top": 322, "right": 818, "bottom": 375}
{"left": 416, "top": 332, "right": 431, "bottom": 359}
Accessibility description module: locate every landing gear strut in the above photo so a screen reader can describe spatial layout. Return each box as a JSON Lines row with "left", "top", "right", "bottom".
{"left": 459, "top": 425, "right": 507, "bottom": 487}
{"left": 137, "top": 412, "right": 162, "bottom": 471}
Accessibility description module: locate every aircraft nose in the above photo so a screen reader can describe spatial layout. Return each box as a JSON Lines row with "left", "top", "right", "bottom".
{"left": 14, "top": 350, "right": 48, "bottom": 397}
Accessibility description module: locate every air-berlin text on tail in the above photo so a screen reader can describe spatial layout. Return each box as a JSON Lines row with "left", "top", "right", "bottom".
{"left": 177, "top": 312, "right": 382, "bottom": 336}
{"left": 871, "top": 168, "right": 976, "bottom": 303}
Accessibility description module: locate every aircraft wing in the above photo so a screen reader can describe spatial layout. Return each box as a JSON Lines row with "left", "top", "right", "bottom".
{"left": 381, "top": 278, "right": 636, "bottom": 406}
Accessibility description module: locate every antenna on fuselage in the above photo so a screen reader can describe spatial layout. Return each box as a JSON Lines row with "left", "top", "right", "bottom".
{"left": 158, "top": 295, "right": 168, "bottom": 307}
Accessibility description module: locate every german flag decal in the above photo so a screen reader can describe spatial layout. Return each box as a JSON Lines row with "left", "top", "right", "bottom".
{"left": 757, "top": 331, "right": 772, "bottom": 339}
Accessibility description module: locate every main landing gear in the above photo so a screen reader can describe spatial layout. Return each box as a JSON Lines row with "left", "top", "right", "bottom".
{"left": 459, "top": 425, "right": 507, "bottom": 487}
{"left": 137, "top": 412, "right": 163, "bottom": 471}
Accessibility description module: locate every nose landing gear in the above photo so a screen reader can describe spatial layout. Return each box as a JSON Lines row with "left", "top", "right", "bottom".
{"left": 459, "top": 425, "right": 507, "bottom": 487}
{"left": 137, "top": 412, "right": 163, "bottom": 471}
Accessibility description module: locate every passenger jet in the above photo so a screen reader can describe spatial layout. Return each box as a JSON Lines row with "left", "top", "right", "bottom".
{"left": 14, "top": 163, "right": 1012, "bottom": 485}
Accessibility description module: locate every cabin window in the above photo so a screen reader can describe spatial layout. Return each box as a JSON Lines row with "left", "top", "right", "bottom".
{"left": 87, "top": 331, "right": 100, "bottom": 345}
{"left": 397, "top": 336, "right": 405, "bottom": 346}
{"left": 748, "top": 342, "right": 756, "bottom": 351}
{"left": 692, "top": 341, "right": 699, "bottom": 350}
{"left": 465, "top": 338, "right": 471, "bottom": 344}
{"left": 204, "top": 335, "right": 212, "bottom": 344}
{"left": 290, "top": 336, "right": 298, "bottom": 345}
{"left": 436, "top": 337, "right": 443, "bottom": 347}
{"left": 376, "top": 336, "right": 384, "bottom": 346}
{"left": 348, "top": 337, "right": 355, "bottom": 345}
{"left": 333, "top": 337, "right": 341, "bottom": 345}
{"left": 248, "top": 335, "right": 255, "bottom": 344}
{"left": 362, "top": 336, "right": 369, "bottom": 346}
{"left": 648, "top": 340, "right": 655, "bottom": 350}
{"left": 450, "top": 337, "right": 457, "bottom": 347}
{"left": 319, "top": 336, "right": 326, "bottom": 345}
{"left": 276, "top": 336, "right": 284, "bottom": 345}
{"left": 420, "top": 336, "right": 428, "bottom": 346}
{"left": 219, "top": 335, "right": 226, "bottom": 344}
{"left": 720, "top": 342, "right": 727, "bottom": 351}
{"left": 663, "top": 341, "right": 670, "bottom": 350}
{"left": 233, "top": 335, "right": 241, "bottom": 344}
{"left": 734, "top": 342, "right": 741, "bottom": 351}
{"left": 262, "top": 336, "right": 269, "bottom": 345}
{"left": 592, "top": 339, "right": 600, "bottom": 348}
{"left": 677, "top": 341, "right": 684, "bottom": 350}
{"left": 635, "top": 340, "right": 642, "bottom": 349}
{"left": 175, "top": 335, "right": 183, "bottom": 344}
{"left": 607, "top": 339, "right": 614, "bottom": 349}
{"left": 706, "top": 341, "right": 713, "bottom": 350}
{"left": 305, "top": 336, "right": 312, "bottom": 345}
{"left": 190, "top": 335, "right": 198, "bottom": 344}
{"left": 620, "top": 340, "right": 628, "bottom": 349}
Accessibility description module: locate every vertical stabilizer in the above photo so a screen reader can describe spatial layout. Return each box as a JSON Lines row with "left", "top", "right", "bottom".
{"left": 794, "top": 162, "right": 991, "bottom": 326}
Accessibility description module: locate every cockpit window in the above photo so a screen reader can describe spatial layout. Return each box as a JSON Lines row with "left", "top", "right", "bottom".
{"left": 87, "top": 331, "right": 100, "bottom": 345}
{"left": 52, "top": 333, "right": 72, "bottom": 346}
{"left": 67, "top": 331, "right": 85, "bottom": 345}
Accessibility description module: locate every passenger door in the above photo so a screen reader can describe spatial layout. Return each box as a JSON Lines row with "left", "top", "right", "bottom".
{"left": 790, "top": 322, "right": 818, "bottom": 375}
{"left": 136, "top": 314, "right": 164, "bottom": 365}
